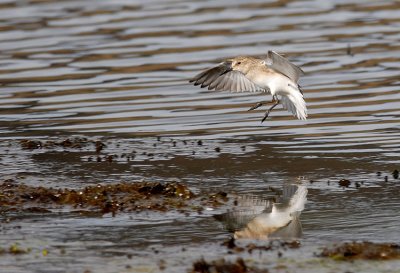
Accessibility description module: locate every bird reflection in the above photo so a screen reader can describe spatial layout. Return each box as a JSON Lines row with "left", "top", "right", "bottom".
{"left": 215, "top": 184, "right": 307, "bottom": 240}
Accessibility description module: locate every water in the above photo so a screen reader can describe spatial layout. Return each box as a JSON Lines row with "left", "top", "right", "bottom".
{"left": 0, "top": 0, "right": 400, "bottom": 272}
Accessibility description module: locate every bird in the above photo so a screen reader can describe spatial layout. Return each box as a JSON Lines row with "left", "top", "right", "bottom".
{"left": 189, "top": 51, "right": 307, "bottom": 122}
{"left": 214, "top": 184, "right": 308, "bottom": 240}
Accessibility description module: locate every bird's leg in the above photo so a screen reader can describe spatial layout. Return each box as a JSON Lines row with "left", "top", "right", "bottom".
{"left": 261, "top": 96, "right": 279, "bottom": 123}
{"left": 248, "top": 101, "right": 268, "bottom": 111}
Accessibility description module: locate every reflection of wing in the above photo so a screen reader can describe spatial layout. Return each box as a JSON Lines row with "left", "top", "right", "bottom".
{"left": 214, "top": 195, "right": 273, "bottom": 232}
{"left": 216, "top": 184, "right": 307, "bottom": 240}
{"left": 275, "top": 184, "right": 307, "bottom": 213}
{"left": 265, "top": 51, "right": 304, "bottom": 83}
{"left": 190, "top": 66, "right": 265, "bottom": 92}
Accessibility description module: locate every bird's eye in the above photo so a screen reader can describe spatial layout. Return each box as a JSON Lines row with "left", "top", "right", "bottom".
{"left": 237, "top": 62, "right": 241, "bottom": 65}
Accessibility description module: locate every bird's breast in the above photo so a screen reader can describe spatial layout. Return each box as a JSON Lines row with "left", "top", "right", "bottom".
{"left": 251, "top": 70, "right": 295, "bottom": 96}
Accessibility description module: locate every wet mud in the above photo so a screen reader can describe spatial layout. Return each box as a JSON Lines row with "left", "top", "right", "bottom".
{"left": 1, "top": 135, "right": 400, "bottom": 272}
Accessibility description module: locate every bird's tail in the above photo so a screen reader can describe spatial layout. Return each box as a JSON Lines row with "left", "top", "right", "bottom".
{"left": 280, "top": 87, "right": 307, "bottom": 120}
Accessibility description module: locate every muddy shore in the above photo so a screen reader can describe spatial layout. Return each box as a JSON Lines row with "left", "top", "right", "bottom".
{"left": 1, "top": 136, "right": 399, "bottom": 272}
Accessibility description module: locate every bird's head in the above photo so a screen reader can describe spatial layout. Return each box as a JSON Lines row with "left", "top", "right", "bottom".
{"left": 222, "top": 56, "right": 258, "bottom": 74}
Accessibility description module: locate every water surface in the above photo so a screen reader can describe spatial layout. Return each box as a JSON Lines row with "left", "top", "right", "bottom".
{"left": 0, "top": 0, "right": 400, "bottom": 272}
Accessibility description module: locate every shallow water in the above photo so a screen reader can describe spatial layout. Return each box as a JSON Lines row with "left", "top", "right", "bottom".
{"left": 1, "top": 0, "right": 400, "bottom": 272}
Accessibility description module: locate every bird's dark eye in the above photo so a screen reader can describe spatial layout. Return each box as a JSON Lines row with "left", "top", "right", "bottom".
{"left": 237, "top": 62, "right": 241, "bottom": 65}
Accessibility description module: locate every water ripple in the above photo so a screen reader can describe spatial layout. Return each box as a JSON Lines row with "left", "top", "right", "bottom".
{"left": 0, "top": 0, "right": 399, "bottom": 158}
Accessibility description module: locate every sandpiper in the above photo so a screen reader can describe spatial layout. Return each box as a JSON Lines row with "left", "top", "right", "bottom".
{"left": 190, "top": 51, "right": 307, "bottom": 122}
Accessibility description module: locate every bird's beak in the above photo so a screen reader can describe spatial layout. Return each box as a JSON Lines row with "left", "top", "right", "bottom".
{"left": 219, "top": 61, "right": 233, "bottom": 75}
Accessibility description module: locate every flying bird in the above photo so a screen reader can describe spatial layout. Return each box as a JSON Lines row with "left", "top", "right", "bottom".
{"left": 190, "top": 51, "right": 307, "bottom": 122}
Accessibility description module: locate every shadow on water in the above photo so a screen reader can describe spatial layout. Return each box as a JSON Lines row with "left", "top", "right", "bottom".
{"left": 0, "top": 0, "right": 400, "bottom": 272}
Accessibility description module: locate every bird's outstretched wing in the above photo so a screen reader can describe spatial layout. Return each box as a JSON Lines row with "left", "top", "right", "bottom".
{"left": 190, "top": 64, "right": 265, "bottom": 93}
{"left": 265, "top": 51, "right": 304, "bottom": 83}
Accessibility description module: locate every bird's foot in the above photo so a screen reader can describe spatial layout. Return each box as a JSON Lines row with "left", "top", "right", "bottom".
{"left": 261, "top": 111, "right": 270, "bottom": 123}
{"left": 260, "top": 99, "right": 279, "bottom": 123}
{"left": 248, "top": 102, "right": 264, "bottom": 111}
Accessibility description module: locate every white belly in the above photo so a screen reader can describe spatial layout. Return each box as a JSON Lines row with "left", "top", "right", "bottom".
{"left": 256, "top": 73, "right": 296, "bottom": 96}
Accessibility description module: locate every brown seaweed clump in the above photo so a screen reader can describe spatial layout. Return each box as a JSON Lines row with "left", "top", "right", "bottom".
{"left": 191, "top": 257, "right": 269, "bottom": 273}
{"left": 0, "top": 180, "right": 226, "bottom": 216}
{"left": 0, "top": 244, "right": 31, "bottom": 255}
{"left": 338, "top": 179, "right": 351, "bottom": 188}
{"left": 20, "top": 137, "right": 101, "bottom": 150}
{"left": 320, "top": 241, "right": 400, "bottom": 260}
